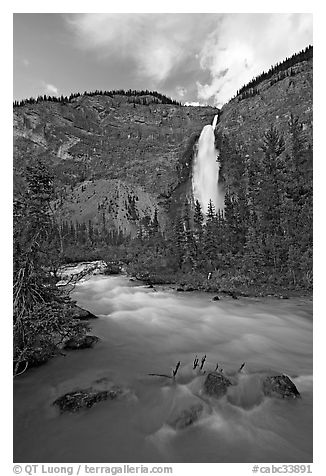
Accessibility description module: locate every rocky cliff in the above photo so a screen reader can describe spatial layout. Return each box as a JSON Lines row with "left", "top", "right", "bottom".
{"left": 14, "top": 94, "right": 217, "bottom": 234}
{"left": 13, "top": 48, "right": 312, "bottom": 236}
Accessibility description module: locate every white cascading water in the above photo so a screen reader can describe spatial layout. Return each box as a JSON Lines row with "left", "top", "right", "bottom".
{"left": 192, "top": 114, "right": 224, "bottom": 213}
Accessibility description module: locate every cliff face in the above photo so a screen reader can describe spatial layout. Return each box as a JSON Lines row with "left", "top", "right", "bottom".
{"left": 14, "top": 94, "right": 217, "bottom": 234}
{"left": 13, "top": 52, "right": 312, "bottom": 235}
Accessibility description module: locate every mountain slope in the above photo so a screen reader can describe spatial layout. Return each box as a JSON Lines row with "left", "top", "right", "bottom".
{"left": 216, "top": 50, "right": 312, "bottom": 188}
{"left": 14, "top": 93, "right": 218, "bottom": 235}
{"left": 13, "top": 48, "right": 312, "bottom": 238}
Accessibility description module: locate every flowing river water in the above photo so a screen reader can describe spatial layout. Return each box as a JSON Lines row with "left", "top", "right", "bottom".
{"left": 14, "top": 275, "right": 313, "bottom": 463}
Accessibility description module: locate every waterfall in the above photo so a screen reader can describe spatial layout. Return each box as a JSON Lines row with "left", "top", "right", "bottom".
{"left": 192, "top": 114, "right": 224, "bottom": 214}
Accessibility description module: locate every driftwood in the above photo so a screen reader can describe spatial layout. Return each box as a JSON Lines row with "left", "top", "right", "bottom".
{"left": 13, "top": 360, "right": 28, "bottom": 378}
{"left": 173, "top": 361, "right": 181, "bottom": 378}
{"left": 148, "top": 361, "right": 181, "bottom": 379}
{"left": 148, "top": 373, "right": 172, "bottom": 379}
{"left": 147, "top": 357, "right": 301, "bottom": 402}
{"left": 200, "top": 355, "right": 207, "bottom": 370}
{"left": 148, "top": 356, "right": 246, "bottom": 382}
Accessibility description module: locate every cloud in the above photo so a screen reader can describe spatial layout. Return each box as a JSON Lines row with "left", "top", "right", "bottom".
{"left": 65, "top": 13, "right": 219, "bottom": 83}
{"left": 44, "top": 83, "right": 59, "bottom": 95}
{"left": 196, "top": 13, "right": 313, "bottom": 107}
{"left": 176, "top": 86, "right": 187, "bottom": 98}
{"left": 64, "top": 13, "right": 312, "bottom": 106}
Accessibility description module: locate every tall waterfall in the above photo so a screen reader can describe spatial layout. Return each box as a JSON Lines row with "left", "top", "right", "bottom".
{"left": 192, "top": 114, "right": 224, "bottom": 213}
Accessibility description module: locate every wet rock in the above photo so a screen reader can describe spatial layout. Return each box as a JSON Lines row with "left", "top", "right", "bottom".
{"left": 263, "top": 375, "right": 301, "bottom": 399}
{"left": 27, "top": 343, "right": 58, "bottom": 367}
{"left": 176, "top": 287, "right": 185, "bottom": 292}
{"left": 212, "top": 295, "right": 220, "bottom": 301}
{"left": 70, "top": 304, "right": 97, "bottom": 320}
{"left": 221, "top": 290, "right": 238, "bottom": 299}
{"left": 104, "top": 264, "right": 121, "bottom": 275}
{"left": 53, "top": 385, "right": 123, "bottom": 413}
{"left": 167, "top": 403, "right": 204, "bottom": 430}
{"left": 64, "top": 335, "right": 99, "bottom": 350}
{"left": 204, "top": 371, "right": 233, "bottom": 397}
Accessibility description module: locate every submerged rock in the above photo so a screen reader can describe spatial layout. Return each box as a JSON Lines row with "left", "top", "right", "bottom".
{"left": 263, "top": 375, "right": 301, "bottom": 399}
{"left": 53, "top": 385, "right": 123, "bottom": 413}
{"left": 167, "top": 403, "right": 204, "bottom": 430}
{"left": 204, "top": 371, "right": 233, "bottom": 398}
{"left": 64, "top": 335, "right": 99, "bottom": 350}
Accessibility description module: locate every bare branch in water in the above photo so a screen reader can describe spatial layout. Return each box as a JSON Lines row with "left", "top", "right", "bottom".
{"left": 200, "top": 354, "right": 206, "bottom": 370}
{"left": 148, "top": 373, "right": 172, "bottom": 379}
{"left": 215, "top": 362, "right": 219, "bottom": 371}
{"left": 172, "top": 361, "right": 181, "bottom": 378}
{"left": 193, "top": 355, "right": 199, "bottom": 369}
{"left": 238, "top": 362, "right": 246, "bottom": 372}
{"left": 13, "top": 361, "right": 28, "bottom": 378}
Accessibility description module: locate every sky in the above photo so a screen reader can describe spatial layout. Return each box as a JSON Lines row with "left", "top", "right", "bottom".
{"left": 14, "top": 12, "right": 313, "bottom": 107}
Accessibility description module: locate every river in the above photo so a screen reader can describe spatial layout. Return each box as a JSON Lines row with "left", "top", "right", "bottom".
{"left": 13, "top": 275, "right": 313, "bottom": 463}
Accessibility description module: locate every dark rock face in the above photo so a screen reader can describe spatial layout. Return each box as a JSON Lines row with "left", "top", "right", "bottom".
{"left": 64, "top": 335, "right": 99, "bottom": 350}
{"left": 53, "top": 386, "right": 123, "bottom": 413}
{"left": 70, "top": 304, "right": 97, "bottom": 320}
{"left": 168, "top": 403, "right": 204, "bottom": 430}
{"left": 14, "top": 94, "right": 217, "bottom": 237}
{"left": 204, "top": 371, "right": 233, "bottom": 397}
{"left": 263, "top": 375, "right": 301, "bottom": 399}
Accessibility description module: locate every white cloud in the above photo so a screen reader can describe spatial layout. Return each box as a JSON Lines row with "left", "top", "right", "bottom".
{"left": 197, "top": 13, "right": 313, "bottom": 107}
{"left": 176, "top": 86, "right": 187, "bottom": 97}
{"left": 64, "top": 13, "right": 312, "bottom": 105}
{"left": 65, "top": 13, "right": 217, "bottom": 83}
{"left": 44, "top": 83, "right": 59, "bottom": 95}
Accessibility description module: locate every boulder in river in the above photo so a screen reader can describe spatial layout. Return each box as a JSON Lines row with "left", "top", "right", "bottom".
{"left": 204, "top": 371, "right": 233, "bottom": 397}
{"left": 64, "top": 335, "right": 99, "bottom": 350}
{"left": 53, "top": 385, "right": 123, "bottom": 413}
{"left": 212, "top": 295, "right": 220, "bottom": 301}
{"left": 27, "top": 342, "right": 58, "bottom": 367}
{"left": 167, "top": 403, "right": 204, "bottom": 430}
{"left": 69, "top": 304, "right": 97, "bottom": 320}
{"left": 263, "top": 375, "right": 301, "bottom": 399}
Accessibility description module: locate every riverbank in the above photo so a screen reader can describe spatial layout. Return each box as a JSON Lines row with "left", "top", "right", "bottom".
{"left": 129, "top": 269, "right": 313, "bottom": 300}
